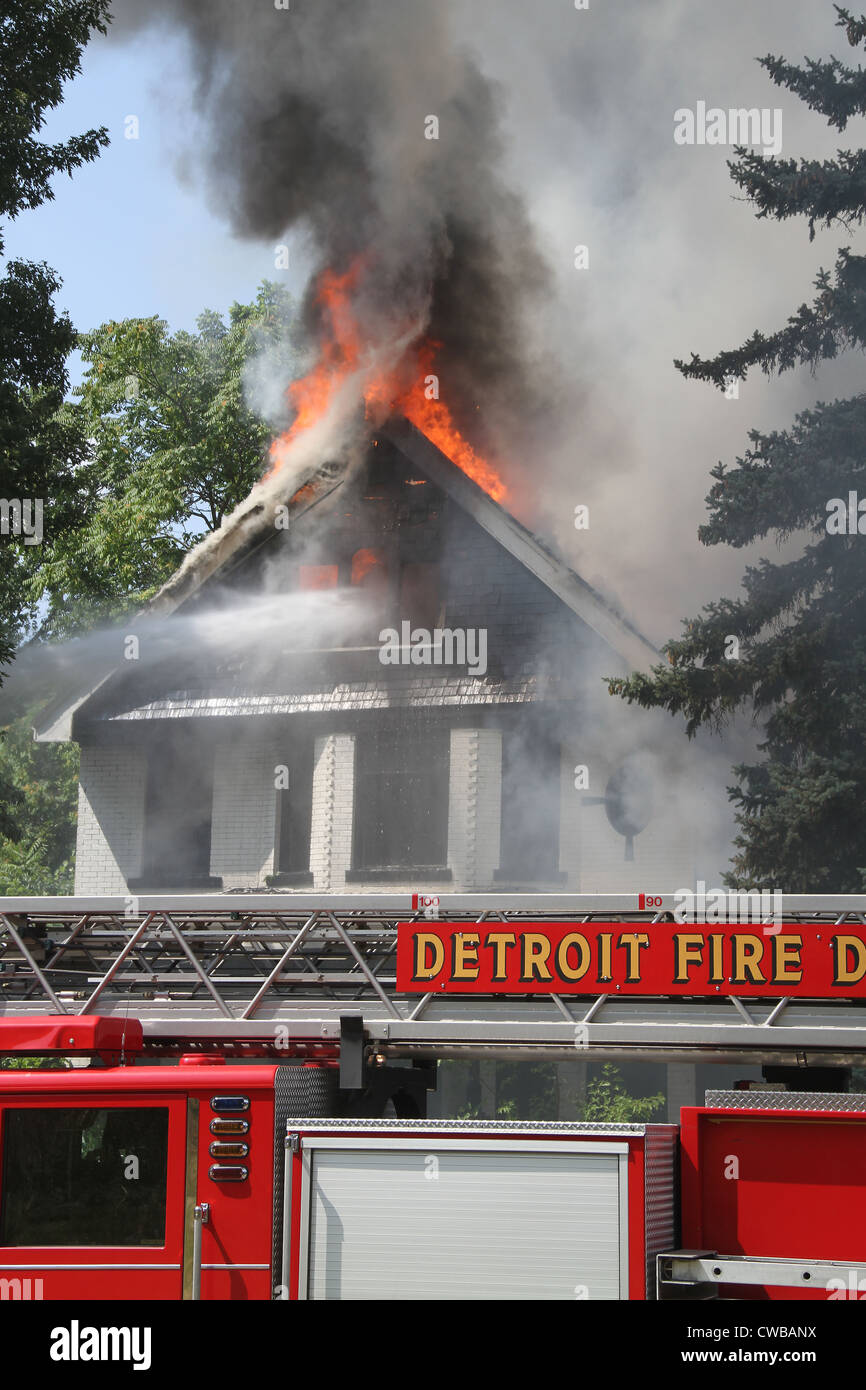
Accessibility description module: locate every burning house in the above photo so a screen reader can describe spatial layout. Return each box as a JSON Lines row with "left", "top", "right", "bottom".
{"left": 30, "top": 2, "right": 723, "bottom": 908}
{"left": 35, "top": 413, "right": 702, "bottom": 901}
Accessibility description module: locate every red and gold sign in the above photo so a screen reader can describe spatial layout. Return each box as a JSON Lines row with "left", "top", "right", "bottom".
{"left": 395, "top": 921, "right": 866, "bottom": 997}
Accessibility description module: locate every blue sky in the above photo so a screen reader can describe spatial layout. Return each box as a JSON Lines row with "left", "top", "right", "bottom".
{"left": 3, "top": 24, "right": 309, "bottom": 386}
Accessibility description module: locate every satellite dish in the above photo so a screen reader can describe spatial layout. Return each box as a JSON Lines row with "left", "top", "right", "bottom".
{"left": 604, "top": 755, "right": 654, "bottom": 861}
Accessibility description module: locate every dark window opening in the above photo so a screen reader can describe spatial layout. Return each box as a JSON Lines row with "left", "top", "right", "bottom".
{"left": 0, "top": 1107, "right": 169, "bottom": 1247}
{"left": 353, "top": 726, "right": 449, "bottom": 870}
{"left": 364, "top": 448, "right": 394, "bottom": 495}
{"left": 137, "top": 732, "right": 217, "bottom": 890}
{"left": 274, "top": 742, "right": 314, "bottom": 875}
{"left": 400, "top": 562, "right": 441, "bottom": 631}
{"left": 498, "top": 731, "right": 562, "bottom": 882}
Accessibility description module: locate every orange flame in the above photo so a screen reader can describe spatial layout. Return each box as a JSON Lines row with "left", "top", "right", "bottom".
{"left": 268, "top": 261, "right": 366, "bottom": 476}
{"left": 268, "top": 260, "right": 508, "bottom": 503}
{"left": 395, "top": 341, "right": 506, "bottom": 502}
{"left": 298, "top": 563, "right": 339, "bottom": 591}
{"left": 351, "top": 547, "right": 385, "bottom": 585}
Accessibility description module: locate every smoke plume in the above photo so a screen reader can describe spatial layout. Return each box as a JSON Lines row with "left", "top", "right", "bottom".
{"left": 108, "top": 0, "right": 559, "bottom": 474}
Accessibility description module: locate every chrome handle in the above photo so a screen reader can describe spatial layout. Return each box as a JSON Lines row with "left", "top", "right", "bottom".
{"left": 192, "top": 1202, "right": 210, "bottom": 1301}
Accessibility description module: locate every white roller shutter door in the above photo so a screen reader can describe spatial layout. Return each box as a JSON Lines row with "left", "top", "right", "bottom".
{"left": 302, "top": 1142, "right": 625, "bottom": 1299}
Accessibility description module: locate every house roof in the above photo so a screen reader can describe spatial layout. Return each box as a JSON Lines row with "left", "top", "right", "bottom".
{"left": 383, "top": 418, "right": 657, "bottom": 673}
{"left": 89, "top": 674, "right": 545, "bottom": 721}
{"left": 32, "top": 415, "right": 658, "bottom": 741}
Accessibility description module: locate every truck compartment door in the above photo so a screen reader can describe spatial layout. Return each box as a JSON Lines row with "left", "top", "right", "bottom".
{"left": 296, "top": 1138, "right": 629, "bottom": 1300}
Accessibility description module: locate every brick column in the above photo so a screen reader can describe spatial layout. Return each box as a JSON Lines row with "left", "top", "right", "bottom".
{"left": 666, "top": 1062, "right": 697, "bottom": 1123}
{"left": 447, "top": 728, "right": 501, "bottom": 890}
{"left": 74, "top": 745, "right": 147, "bottom": 895}
{"left": 210, "top": 741, "right": 277, "bottom": 889}
{"left": 310, "top": 733, "right": 356, "bottom": 891}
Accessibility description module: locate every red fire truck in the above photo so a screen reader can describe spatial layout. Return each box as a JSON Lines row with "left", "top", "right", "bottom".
{"left": 2, "top": 893, "right": 866, "bottom": 1300}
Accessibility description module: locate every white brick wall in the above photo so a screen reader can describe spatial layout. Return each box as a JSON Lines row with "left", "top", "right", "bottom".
{"left": 310, "top": 733, "right": 355, "bottom": 890}
{"left": 447, "top": 728, "right": 501, "bottom": 890}
{"left": 73, "top": 728, "right": 698, "bottom": 899}
{"left": 210, "top": 741, "right": 277, "bottom": 889}
{"left": 74, "top": 745, "right": 147, "bottom": 895}
{"left": 569, "top": 755, "right": 696, "bottom": 893}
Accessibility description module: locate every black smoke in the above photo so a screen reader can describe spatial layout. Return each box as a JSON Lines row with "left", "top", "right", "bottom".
{"left": 108, "top": 0, "right": 559, "bottom": 465}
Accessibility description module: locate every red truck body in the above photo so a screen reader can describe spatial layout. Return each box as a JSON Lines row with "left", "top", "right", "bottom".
{"left": 2, "top": 1020, "right": 866, "bottom": 1301}
{"left": 680, "top": 1101, "right": 866, "bottom": 1300}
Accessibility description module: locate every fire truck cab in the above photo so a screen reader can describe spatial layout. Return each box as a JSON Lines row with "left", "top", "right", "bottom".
{"left": 0, "top": 1016, "right": 345, "bottom": 1300}
{"left": 0, "top": 1060, "right": 280, "bottom": 1300}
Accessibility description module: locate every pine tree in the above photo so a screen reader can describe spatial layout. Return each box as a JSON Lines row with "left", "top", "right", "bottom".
{"left": 609, "top": 6, "right": 866, "bottom": 892}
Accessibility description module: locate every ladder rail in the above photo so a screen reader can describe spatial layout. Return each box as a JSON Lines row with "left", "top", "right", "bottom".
{"left": 3, "top": 896, "right": 866, "bottom": 1059}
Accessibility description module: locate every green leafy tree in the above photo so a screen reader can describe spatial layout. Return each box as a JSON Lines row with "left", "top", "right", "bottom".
{"left": 0, "top": 1056, "right": 70, "bottom": 1070}
{"left": 0, "top": 285, "right": 298, "bottom": 889}
{"left": 23, "top": 283, "right": 298, "bottom": 637}
{"left": 0, "top": 707, "right": 78, "bottom": 894}
{"left": 582, "top": 1064, "right": 665, "bottom": 1124}
{"left": 0, "top": 0, "right": 110, "bottom": 846}
{"left": 445, "top": 1060, "right": 558, "bottom": 1120}
{"left": 497, "top": 1061, "right": 558, "bottom": 1120}
{"left": 0, "top": 0, "right": 110, "bottom": 674}
{"left": 609, "top": 6, "right": 866, "bottom": 892}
